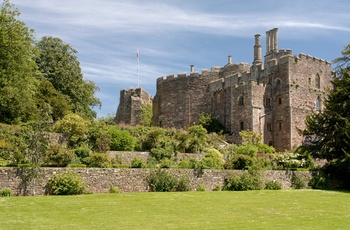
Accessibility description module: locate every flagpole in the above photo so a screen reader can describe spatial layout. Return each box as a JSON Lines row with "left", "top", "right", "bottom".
{"left": 137, "top": 49, "right": 140, "bottom": 88}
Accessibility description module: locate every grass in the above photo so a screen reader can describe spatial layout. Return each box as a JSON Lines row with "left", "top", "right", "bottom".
{"left": 0, "top": 190, "right": 350, "bottom": 229}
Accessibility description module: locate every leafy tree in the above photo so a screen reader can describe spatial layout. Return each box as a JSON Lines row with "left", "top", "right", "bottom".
{"left": 197, "top": 113, "right": 226, "bottom": 133}
{"left": 186, "top": 125, "right": 208, "bottom": 153}
{"left": 298, "top": 44, "right": 350, "bottom": 188}
{"left": 201, "top": 148, "right": 223, "bottom": 169}
{"left": 53, "top": 113, "right": 90, "bottom": 147}
{"left": 0, "top": 0, "right": 40, "bottom": 123}
{"left": 141, "top": 103, "right": 152, "bottom": 126}
{"left": 35, "top": 36, "right": 101, "bottom": 120}
{"left": 108, "top": 127, "right": 136, "bottom": 151}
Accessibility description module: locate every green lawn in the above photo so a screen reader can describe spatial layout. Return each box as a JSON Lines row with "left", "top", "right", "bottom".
{"left": 1, "top": 190, "right": 349, "bottom": 229}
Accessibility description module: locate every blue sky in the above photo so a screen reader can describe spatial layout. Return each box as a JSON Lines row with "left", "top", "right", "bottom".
{"left": 11, "top": 0, "right": 350, "bottom": 118}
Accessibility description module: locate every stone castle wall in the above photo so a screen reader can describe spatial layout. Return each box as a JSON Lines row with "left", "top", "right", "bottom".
{"left": 0, "top": 167, "right": 312, "bottom": 195}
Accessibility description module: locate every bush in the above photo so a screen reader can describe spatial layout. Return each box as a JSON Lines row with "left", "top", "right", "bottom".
{"left": 265, "top": 180, "right": 282, "bottom": 190}
{"left": 233, "top": 144, "right": 258, "bottom": 157}
{"left": 309, "top": 173, "right": 330, "bottom": 190}
{"left": 147, "top": 170, "right": 178, "bottom": 192}
{"left": 85, "top": 153, "right": 112, "bottom": 168}
{"left": 46, "top": 172, "right": 88, "bottom": 195}
{"left": 160, "top": 158, "right": 173, "bottom": 168}
{"left": 177, "top": 159, "right": 190, "bottom": 169}
{"left": 0, "top": 188, "right": 12, "bottom": 197}
{"left": 45, "top": 144, "right": 74, "bottom": 167}
{"left": 74, "top": 145, "right": 91, "bottom": 159}
{"left": 291, "top": 173, "right": 307, "bottom": 189}
{"left": 109, "top": 185, "right": 120, "bottom": 193}
{"left": 201, "top": 148, "right": 223, "bottom": 169}
{"left": 197, "top": 184, "right": 206, "bottom": 191}
{"left": 213, "top": 185, "right": 221, "bottom": 191}
{"left": 149, "top": 147, "right": 173, "bottom": 162}
{"left": 176, "top": 177, "right": 190, "bottom": 192}
{"left": 224, "top": 171, "right": 265, "bottom": 191}
{"left": 131, "top": 157, "right": 146, "bottom": 168}
{"left": 108, "top": 128, "right": 136, "bottom": 151}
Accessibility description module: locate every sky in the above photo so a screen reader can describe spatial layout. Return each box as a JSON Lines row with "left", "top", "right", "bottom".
{"left": 10, "top": 0, "right": 350, "bottom": 118}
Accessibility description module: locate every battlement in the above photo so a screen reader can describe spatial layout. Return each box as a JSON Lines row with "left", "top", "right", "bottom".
{"left": 296, "top": 53, "right": 331, "bottom": 65}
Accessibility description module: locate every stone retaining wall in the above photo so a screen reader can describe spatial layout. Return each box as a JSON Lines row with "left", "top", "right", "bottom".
{"left": 0, "top": 167, "right": 312, "bottom": 196}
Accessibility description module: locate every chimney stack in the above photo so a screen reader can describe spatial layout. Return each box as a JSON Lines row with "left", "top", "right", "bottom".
{"left": 228, "top": 55, "right": 232, "bottom": 64}
{"left": 190, "top": 65, "right": 194, "bottom": 73}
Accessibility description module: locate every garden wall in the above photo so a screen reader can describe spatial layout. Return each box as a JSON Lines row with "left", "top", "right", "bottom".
{"left": 0, "top": 167, "right": 312, "bottom": 196}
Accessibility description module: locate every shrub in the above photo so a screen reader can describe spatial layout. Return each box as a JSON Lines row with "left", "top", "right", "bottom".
{"left": 147, "top": 170, "right": 178, "bottom": 192}
{"left": 233, "top": 144, "right": 258, "bottom": 157}
{"left": 201, "top": 148, "right": 223, "bottom": 169}
{"left": 0, "top": 188, "right": 12, "bottom": 197}
{"left": 74, "top": 144, "right": 91, "bottom": 159}
{"left": 46, "top": 172, "right": 88, "bottom": 195}
{"left": 109, "top": 185, "right": 120, "bottom": 193}
{"left": 256, "top": 143, "right": 275, "bottom": 153}
{"left": 309, "top": 172, "right": 330, "bottom": 190}
{"left": 45, "top": 144, "right": 74, "bottom": 167}
{"left": 176, "top": 177, "right": 190, "bottom": 192}
{"left": 224, "top": 171, "right": 265, "bottom": 191}
{"left": 197, "top": 184, "right": 206, "bottom": 191}
{"left": 291, "top": 173, "right": 307, "bottom": 189}
{"left": 160, "top": 158, "right": 173, "bottom": 168}
{"left": 231, "top": 154, "right": 254, "bottom": 170}
{"left": 213, "top": 185, "right": 221, "bottom": 191}
{"left": 149, "top": 147, "right": 173, "bottom": 162}
{"left": 108, "top": 128, "right": 136, "bottom": 151}
{"left": 177, "top": 159, "right": 190, "bottom": 169}
{"left": 265, "top": 180, "right": 282, "bottom": 190}
{"left": 0, "top": 157, "right": 7, "bottom": 166}
{"left": 131, "top": 157, "right": 146, "bottom": 168}
{"left": 85, "top": 153, "right": 112, "bottom": 168}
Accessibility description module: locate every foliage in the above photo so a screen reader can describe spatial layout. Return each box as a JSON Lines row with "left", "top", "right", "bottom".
{"left": 130, "top": 157, "right": 146, "bottom": 168}
{"left": 84, "top": 153, "right": 112, "bottom": 168}
{"left": 53, "top": 113, "right": 90, "bottom": 147}
{"left": 197, "top": 113, "right": 226, "bottom": 133}
{"left": 87, "top": 120, "right": 110, "bottom": 152}
{"left": 291, "top": 173, "right": 307, "bottom": 189}
{"left": 45, "top": 144, "right": 74, "bottom": 167}
{"left": 0, "top": 0, "right": 40, "bottom": 124}
{"left": 36, "top": 36, "right": 100, "bottom": 120}
{"left": 224, "top": 171, "right": 265, "bottom": 191}
{"left": 213, "top": 185, "right": 221, "bottom": 191}
{"left": 74, "top": 144, "right": 91, "bottom": 159}
{"left": 272, "top": 151, "right": 312, "bottom": 169}
{"left": 308, "top": 172, "right": 330, "bottom": 190}
{"left": 225, "top": 154, "right": 254, "bottom": 170}
{"left": 147, "top": 170, "right": 178, "bottom": 192}
{"left": 233, "top": 144, "right": 258, "bottom": 157}
{"left": 177, "top": 159, "right": 190, "bottom": 169}
{"left": 197, "top": 184, "right": 206, "bottom": 191}
{"left": 141, "top": 103, "right": 152, "bottom": 126}
{"left": 176, "top": 177, "right": 190, "bottom": 192}
{"left": 265, "top": 180, "right": 282, "bottom": 190}
{"left": 187, "top": 125, "right": 208, "bottom": 153}
{"left": 159, "top": 158, "right": 173, "bottom": 168}
{"left": 201, "top": 148, "right": 223, "bottom": 169}
{"left": 149, "top": 147, "right": 173, "bottom": 162}
{"left": 67, "top": 164, "right": 86, "bottom": 168}
{"left": 46, "top": 172, "right": 88, "bottom": 195}
{"left": 0, "top": 188, "right": 12, "bottom": 197}
{"left": 108, "top": 127, "right": 136, "bottom": 151}
{"left": 239, "top": 130, "right": 262, "bottom": 146}
{"left": 109, "top": 185, "right": 120, "bottom": 194}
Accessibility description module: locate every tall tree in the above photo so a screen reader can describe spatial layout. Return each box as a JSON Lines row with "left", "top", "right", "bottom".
{"left": 0, "top": 0, "right": 39, "bottom": 123}
{"left": 36, "top": 36, "right": 101, "bottom": 120}
{"left": 299, "top": 44, "right": 350, "bottom": 188}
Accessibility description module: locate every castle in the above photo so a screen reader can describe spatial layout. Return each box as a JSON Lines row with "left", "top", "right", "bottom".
{"left": 116, "top": 28, "right": 333, "bottom": 151}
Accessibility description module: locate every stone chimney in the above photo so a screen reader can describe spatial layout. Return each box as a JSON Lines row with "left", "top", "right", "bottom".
{"left": 253, "top": 34, "right": 262, "bottom": 65}
{"left": 266, "top": 28, "right": 278, "bottom": 54}
{"left": 190, "top": 65, "right": 194, "bottom": 73}
{"left": 228, "top": 55, "right": 232, "bottom": 64}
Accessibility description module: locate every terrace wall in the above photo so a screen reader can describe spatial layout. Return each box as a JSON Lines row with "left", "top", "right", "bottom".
{"left": 0, "top": 167, "right": 312, "bottom": 196}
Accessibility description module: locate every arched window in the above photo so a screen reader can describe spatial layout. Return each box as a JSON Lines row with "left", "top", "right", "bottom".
{"left": 315, "top": 74, "right": 320, "bottom": 89}
{"left": 275, "top": 78, "right": 281, "bottom": 88}
{"left": 238, "top": 95, "right": 244, "bottom": 106}
{"left": 316, "top": 96, "right": 322, "bottom": 111}
{"left": 240, "top": 121, "right": 244, "bottom": 131}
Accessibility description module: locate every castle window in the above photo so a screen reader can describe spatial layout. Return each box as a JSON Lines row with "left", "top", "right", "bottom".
{"left": 278, "top": 96, "right": 282, "bottom": 105}
{"left": 316, "top": 96, "right": 322, "bottom": 112}
{"left": 278, "top": 121, "right": 282, "bottom": 131}
{"left": 266, "top": 98, "right": 271, "bottom": 107}
{"left": 316, "top": 74, "right": 320, "bottom": 89}
{"left": 308, "top": 77, "right": 311, "bottom": 85}
{"left": 240, "top": 121, "right": 244, "bottom": 131}
{"left": 275, "top": 79, "right": 281, "bottom": 88}
{"left": 238, "top": 95, "right": 244, "bottom": 106}
{"left": 268, "top": 141, "right": 273, "bottom": 146}
{"left": 267, "top": 123, "right": 272, "bottom": 132}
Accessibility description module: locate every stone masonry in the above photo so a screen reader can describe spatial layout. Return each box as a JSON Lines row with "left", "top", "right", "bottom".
{"left": 115, "top": 87, "right": 152, "bottom": 125}
{"left": 116, "top": 28, "right": 333, "bottom": 151}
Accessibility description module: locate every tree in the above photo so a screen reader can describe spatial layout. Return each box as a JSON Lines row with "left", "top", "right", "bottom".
{"left": 299, "top": 44, "right": 350, "bottom": 188}
{"left": 0, "top": 0, "right": 40, "bottom": 123}
{"left": 36, "top": 36, "right": 101, "bottom": 120}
